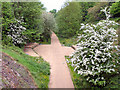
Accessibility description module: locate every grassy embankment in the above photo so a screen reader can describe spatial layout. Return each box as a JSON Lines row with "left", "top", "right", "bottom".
{"left": 58, "top": 37, "right": 77, "bottom": 47}
{"left": 2, "top": 45, "right": 50, "bottom": 88}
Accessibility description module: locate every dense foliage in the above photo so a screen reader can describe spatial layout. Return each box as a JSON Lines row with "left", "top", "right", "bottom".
{"left": 86, "top": 2, "right": 114, "bottom": 23}
{"left": 49, "top": 9, "right": 57, "bottom": 17}
{"left": 56, "top": 2, "right": 95, "bottom": 38}
{"left": 110, "top": 1, "right": 120, "bottom": 18}
{"left": 41, "top": 11, "right": 57, "bottom": 42}
{"left": 56, "top": 2, "right": 81, "bottom": 38}
{"left": 17, "top": 2, "right": 44, "bottom": 43}
{"left": 68, "top": 7, "right": 120, "bottom": 86}
{"left": 2, "top": 2, "right": 56, "bottom": 46}
{"left": 1, "top": 2, "right": 52, "bottom": 88}
{"left": 2, "top": 2, "right": 15, "bottom": 45}
{"left": 1, "top": 1, "right": 120, "bottom": 88}
{"left": 55, "top": 2, "right": 119, "bottom": 39}
{"left": 8, "top": 18, "right": 26, "bottom": 46}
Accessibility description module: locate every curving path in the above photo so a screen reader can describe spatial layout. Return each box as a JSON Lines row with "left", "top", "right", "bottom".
{"left": 25, "top": 32, "right": 75, "bottom": 88}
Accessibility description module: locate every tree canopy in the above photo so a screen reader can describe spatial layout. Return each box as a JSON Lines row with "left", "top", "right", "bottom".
{"left": 56, "top": 2, "right": 95, "bottom": 38}
{"left": 1, "top": 2, "right": 56, "bottom": 46}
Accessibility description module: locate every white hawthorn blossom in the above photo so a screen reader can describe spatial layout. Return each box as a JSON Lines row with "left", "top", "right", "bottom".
{"left": 69, "top": 7, "right": 120, "bottom": 86}
{"left": 8, "top": 17, "right": 27, "bottom": 45}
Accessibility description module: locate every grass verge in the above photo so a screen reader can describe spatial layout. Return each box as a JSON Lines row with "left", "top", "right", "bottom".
{"left": 58, "top": 37, "right": 77, "bottom": 47}
{"left": 2, "top": 45, "right": 50, "bottom": 88}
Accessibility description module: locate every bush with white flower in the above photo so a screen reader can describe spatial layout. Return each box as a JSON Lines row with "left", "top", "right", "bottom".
{"left": 7, "top": 17, "right": 26, "bottom": 46}
{"left": 69, "top": 7, "right": 120, "bottom": 86}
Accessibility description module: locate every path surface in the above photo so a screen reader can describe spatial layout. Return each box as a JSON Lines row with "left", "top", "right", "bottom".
{"left": 25, "top": 32, "right": 75, "bottom": 88}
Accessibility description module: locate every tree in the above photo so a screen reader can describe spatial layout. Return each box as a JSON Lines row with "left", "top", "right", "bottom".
{"left": 41, "top": 11, "right": 57, "bottom": 41}
{"left": 2, "top": 2, "right": 15, "bottom": 45}
{"left": 110, "top": 1, "right": 120, "bottom": 18}
{"left": 56, "top": 2, "right": 82, "bottom": 38}
{"left": 8, "top": 17, "right": 26, "bottom": 46}
{"left": 87, "top": 2, "right": 111, "bottom": 22}
{"left": 69, "top": 7, "right": 120, "bottom": 86}
{"left": 2, "top": 2, "right": 48, "bottom": 45}
{"left": 56, "top": 2, "right": 95, "bottom": 38}
{"left": 78, "top": 2, "right": 95, "bottom": 22}
{"left": 50, "top": 9, "right": 57, "bottom": 17}
{"left": 15, "top": 2, "right": 45, "bottom": 42}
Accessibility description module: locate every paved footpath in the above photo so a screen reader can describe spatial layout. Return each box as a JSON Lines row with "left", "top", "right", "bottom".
{"left": 25, "top": 32, "right": 75, "bottom": 88}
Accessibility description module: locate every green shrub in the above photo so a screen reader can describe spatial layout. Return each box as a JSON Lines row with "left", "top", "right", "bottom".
{"left": 87, "top": 2, "right": 111, "bottom": 23}
{"left": 68, "top": 7, "right": 120, "bottom": 87}
{"left": 110, "top": 2, "right": 120, "bottom": 18}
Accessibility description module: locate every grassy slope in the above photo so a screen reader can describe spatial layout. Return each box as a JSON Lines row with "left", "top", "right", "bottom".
{"left": 66, "top": 56, "right": 120, "bottom": 89}
{"left": 2, "top": 45, "right": 50, "bottom": 88}
{"left": 54, "top": 31, "right": 77, "bottom": 46}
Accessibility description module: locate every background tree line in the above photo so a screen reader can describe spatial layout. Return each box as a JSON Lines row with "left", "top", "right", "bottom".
{"left": 1, "top": 1, "right": 120, "bottom": 47}
{"left": 55, "top": 1, "right": 120, "bottom": 40}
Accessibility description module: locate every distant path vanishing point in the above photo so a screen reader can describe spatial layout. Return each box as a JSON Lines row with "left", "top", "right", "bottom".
{"left": 25, "top": 32, "right": 75, "bottom": 88}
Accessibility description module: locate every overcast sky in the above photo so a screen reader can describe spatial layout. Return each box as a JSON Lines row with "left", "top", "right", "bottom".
{"left": 41, "top": 0, "right": 67, "bottom": 12}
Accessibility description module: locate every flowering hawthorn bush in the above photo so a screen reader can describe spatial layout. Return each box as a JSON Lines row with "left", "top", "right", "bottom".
{"left": 69, "top": 7, "right": 120, "bottom": 86}
{"left": 7, "top": 17, "right": 26, "bottom": 45}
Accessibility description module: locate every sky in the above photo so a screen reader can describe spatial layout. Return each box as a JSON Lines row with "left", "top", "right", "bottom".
{"left": 40, "top": 0, "right": 67, "bottom": 12}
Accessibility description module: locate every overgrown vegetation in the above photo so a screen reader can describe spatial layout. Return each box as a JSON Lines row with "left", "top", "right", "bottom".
{"left": 55, "top": 2, "right": 120, "bottom": 46}
{"left": 1, "top": 0, "right": 120, "bottom": 88}
{"left": 2, "top": 45, "right": 50, "bottom": 88}
{"left": 58, "top": 37, "right": 77, "bottom": 46}
{"left": 110, "top": 2, "right": 120, "bottom": 18}
{"left": 66, "top": 56, "right": 120, "bottom": 89}
{"left": 1, "top": 2, "right": 56, "bottom": 47}
{"left": 66, "top": 6, "right": 120, "bottom": 88}
{"left": 56, "top": 2, "right": 95, "bottom": 38}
